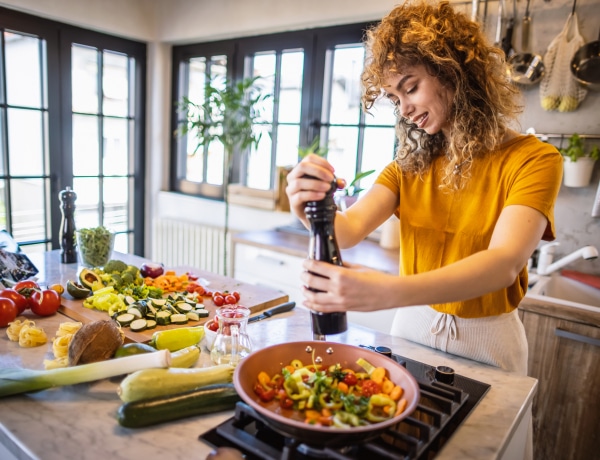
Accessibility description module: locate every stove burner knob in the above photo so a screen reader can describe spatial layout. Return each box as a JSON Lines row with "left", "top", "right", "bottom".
{"left": 434, "top": 365, "right": 455, "bottom": 385}
{"left": 374, "top": 346, "right": 392, "bottom": 358}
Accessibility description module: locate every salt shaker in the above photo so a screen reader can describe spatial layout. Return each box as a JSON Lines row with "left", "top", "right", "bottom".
{"left": 59, "top": 186, "right": 77, "bottom": 264}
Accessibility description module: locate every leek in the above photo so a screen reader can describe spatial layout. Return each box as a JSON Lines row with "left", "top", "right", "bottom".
{"left": 0, "top": 349, "right": 171, "bottom": 398}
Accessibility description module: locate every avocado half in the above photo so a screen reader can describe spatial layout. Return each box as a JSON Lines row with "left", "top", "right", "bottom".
{"left": 79, "top": 268, "right": 103, "bottom": 290}
{"left": 66, "top": 280, "right": 92, "bottom": 299}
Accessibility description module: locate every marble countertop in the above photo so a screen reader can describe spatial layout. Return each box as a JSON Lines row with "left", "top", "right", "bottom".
{"left": 0, "top": 252, "right": 537, "bottom": 460}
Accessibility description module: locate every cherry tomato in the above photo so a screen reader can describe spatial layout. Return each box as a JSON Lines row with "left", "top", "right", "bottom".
{"left": 213, "top": 295, "right": 225, "bottom": 306}
{"left": 30, "top": 289, "right": 61, "bottom": 317}
{"left": 206, "top": 320, "right": 219, "bottom": 332}
{"left": 253, "top": 382, "right": 275, "bottom": 402}
{"left": 186, "top": 282, "right": 205, "bottom": 295}
{"left": 0, "top": 297, "right": 18, "bottom": 327}
{"left": 343, "top": 372, "right": 358, "bottom": 386}
{"left": 224, "top": 294, "right": 237, "bottom": 305}
{"left": 278, "top": 390, "right": 294, "bottom": 409}
{"left": 0, "top": 288, "right": 28, "bottom": 314}
{"left": 232, "top": 291, "right": 241, "bottom": 301}
{"left": 360, "top": 380, "right": 381, "bottom": 397}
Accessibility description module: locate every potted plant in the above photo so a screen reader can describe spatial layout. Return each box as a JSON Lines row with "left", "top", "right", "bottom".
{"left": 335, "top": 169, "right": 376, "bottom": 210}
{"left": 178, "top": 76, "right": 271, "bottom": 274}
{"left": 560, "top": 133, "right": 599, "bottom": 187}
{"left": 297, "top": 137, "right": 375, "bottom": 210}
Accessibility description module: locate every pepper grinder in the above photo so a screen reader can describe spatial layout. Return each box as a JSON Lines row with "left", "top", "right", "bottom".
{"left": 59, "top": 186, "right": 77, "bottom": 264}
{"left": 304, "top": 175, "right": 348, "bottom": 340}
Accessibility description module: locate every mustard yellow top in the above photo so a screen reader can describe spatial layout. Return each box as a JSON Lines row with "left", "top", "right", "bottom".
{"left": 375, "top": 134, "right": 563, "bottom": 318}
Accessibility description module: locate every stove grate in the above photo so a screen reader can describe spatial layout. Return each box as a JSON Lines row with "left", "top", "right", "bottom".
{"left": 199, "top": 353, "right": 490, "bottom": 459}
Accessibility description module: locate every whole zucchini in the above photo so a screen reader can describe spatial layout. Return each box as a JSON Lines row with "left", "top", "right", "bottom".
{"left": 118, "top": 364, "right": 234, "bottom": 402}
{"left": 116, "top": 383, "right": 240, "bottom": 428}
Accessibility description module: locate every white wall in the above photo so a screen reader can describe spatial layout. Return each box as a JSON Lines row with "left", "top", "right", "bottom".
{"left": 1, "top": 0, "right": 599, "bottom": 274}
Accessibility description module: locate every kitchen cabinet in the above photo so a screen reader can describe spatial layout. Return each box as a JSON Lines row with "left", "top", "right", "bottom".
{"left": 519, "top": 301, "right": 600, "bottom": 460}
{"left": 232, "top": 231, "right": 401, "bottom": 333}
{"left": 233, "top": 243, "right": 304, "bottom": 305}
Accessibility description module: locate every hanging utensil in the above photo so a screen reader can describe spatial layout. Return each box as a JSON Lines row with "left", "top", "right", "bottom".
{"left": 501, "top": 0, "right": 517, "bottom": 56}
{"left": 571, "top": 29, "right": 600, "bottom": 91}
{"left": 522, "top": 0, "right": 532, "bottom": 52}
{"left": 494, "top": 0, "right": 504, "bottom": 48}
{"left": 508, "top": 0, "right": 544, "bottom": 86}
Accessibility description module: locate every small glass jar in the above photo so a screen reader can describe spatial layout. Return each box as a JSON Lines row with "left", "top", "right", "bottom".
{"left": 210, "top": 305, "right": 252, "bottom": 366}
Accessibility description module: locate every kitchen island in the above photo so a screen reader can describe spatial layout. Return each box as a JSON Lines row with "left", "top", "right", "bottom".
{"left": 0, "top": 253, "right": 536, "bottom": 460}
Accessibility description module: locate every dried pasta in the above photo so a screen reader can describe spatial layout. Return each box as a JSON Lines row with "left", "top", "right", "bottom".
{"left": 6, "top": 319, "right": 36, "bottom": 342}
{"left": 56, "top": 321, "right": 82, "bottom": 337}
{"left": 18, "top": 323, "right": 48, "bottom": 348}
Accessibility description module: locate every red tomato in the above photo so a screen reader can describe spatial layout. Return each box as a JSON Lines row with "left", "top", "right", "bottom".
{"left": 213, "top": 295, "right": 225, "bottom": 306}
{"left": 224, "top": 294, "right": 237, "bottom": 305}
{"left": 343, "top": 372, "right": 358, "bottom": 386}
{"left": 206, "top": 320, "right": 219, "bottom": 332}
{"left": 360, "top": 380, "right": 381, "bottom": 397}
{"left": 0, "top": 288, "right": 28, "bottom": 314}
{"left": 232, "top": 291, "right": 241, "bottom": 301}
{"left": 0, "top": 297, "right": 18, "bottom": 327}
{"left": 253, "top": 382, "right": 275, "bottom": 402}
{"left": 30, "top": 289, "right": 61, "bottom": 317}
{"left": 186, "top": 282, "right": 203, "bottom": 294}
{"left": 14, "top": 280, "right": 40, "bottom": 291}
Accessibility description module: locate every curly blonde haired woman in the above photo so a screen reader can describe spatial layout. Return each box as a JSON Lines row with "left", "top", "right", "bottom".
{"left": 286, "top": 0, "right": 561, "bottom": 431}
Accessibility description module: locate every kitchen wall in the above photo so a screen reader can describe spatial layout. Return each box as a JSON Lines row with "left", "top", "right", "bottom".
{"left": 2, "top": 0, "right": 599, "bottom": 274}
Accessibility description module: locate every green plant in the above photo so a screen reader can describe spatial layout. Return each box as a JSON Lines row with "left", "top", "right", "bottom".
{"left": 297, "top": 137, "right": 375, "bottom": 197}
{"left": 560, "top": 133, "right": 600, "bottom": 162}
{"left": 177, "top": 76, "right": 271, "bottom": 275}
{"left": 298, "top": 137, "right": 328, "bottom": 159}
{"left": 343, "top": 169, "right": 376, "bottom": 197}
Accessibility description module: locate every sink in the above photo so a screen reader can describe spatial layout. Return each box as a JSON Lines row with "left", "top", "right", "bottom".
{"left": 526, "top": 275, "right": 600, "bottom": 310}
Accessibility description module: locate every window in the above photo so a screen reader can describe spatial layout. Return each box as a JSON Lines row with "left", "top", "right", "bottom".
{"left": 0, "top": 7, "right": 146, "bottom": 254}
{"left": 172, "top": 23, "right": 397, "bottom": 201}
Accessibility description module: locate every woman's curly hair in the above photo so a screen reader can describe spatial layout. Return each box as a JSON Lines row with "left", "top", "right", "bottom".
{"left": 362, "top": 0, "right": 522, "bottom": 189}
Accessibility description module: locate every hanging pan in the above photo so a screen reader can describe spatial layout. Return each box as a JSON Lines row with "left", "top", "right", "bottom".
{"left": 571, "top": 29, "right": 600, "bottom": 91}
{"left": 507, "top": 0, "right": 545, "bottom": 86}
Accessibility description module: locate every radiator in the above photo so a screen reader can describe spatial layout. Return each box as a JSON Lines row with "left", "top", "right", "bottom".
{"left": 152, "top": 218, "right": 230, "bottom": 276}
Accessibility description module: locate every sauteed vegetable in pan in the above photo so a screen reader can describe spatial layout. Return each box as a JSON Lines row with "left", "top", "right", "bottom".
{"left": 252, "top": 356, "right": 407, "bottom": 428}
{"left": 233, "top": 341, "right": 420, "bottom": 447}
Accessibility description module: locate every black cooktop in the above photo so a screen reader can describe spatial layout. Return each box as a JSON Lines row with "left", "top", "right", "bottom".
{"left": 199, "top": 349, "right": 491, "bottom": 459}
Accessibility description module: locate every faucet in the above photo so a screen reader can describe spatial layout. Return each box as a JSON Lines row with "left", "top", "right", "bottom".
{"left": 536, "top": 242, "right": 599, "bottom": 275}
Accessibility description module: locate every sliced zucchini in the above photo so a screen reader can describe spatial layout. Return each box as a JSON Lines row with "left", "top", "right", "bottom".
{"left": 127, "top": 307, "right": 143, "bottom": 319}
{"left": 130, "top": 319, "right": 148, "bottom": 332}
{"left": 116, "top": 313, "right": 136, "bottom": 327}
{"left": 145, "top": 320, "right": 157, "bottom": 330}
{"left": 170, "top": 313, "right": 188, "bottom": 325}
{"left": 156, "top": 311, "right": 172, "bottom": 326}
{"left": 174, "top": 302, "right": 193, "bottom": 314}
{"left": 151, "top": 298, "right": 167, "bottom": 306}
{"left": 124, "top": 295, "right": 136, "bottom": 305}
{"left": 195, "top": 303, "right": 205, "bottom": 309}
{"left": 196, "top": 310, "right": 209, "bottom": 318}
{"left": 186, "top": 311, "right": 200, "bottom": 322}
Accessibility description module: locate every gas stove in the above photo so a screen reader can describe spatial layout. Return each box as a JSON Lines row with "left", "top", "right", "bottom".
{"left": 199, "top": 347, "right": 491, "bottom": 459}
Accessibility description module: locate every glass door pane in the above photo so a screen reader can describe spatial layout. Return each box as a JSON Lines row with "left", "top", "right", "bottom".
{"left": 71, "top": 44, "right": 136, "bottom": 253}
{"left": 0, "top": 30, "right": 51, "bottom": 250}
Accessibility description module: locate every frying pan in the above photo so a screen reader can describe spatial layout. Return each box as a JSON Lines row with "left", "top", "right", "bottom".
{"left": 233, "top": 341, "right": 420, "bottom": 447}
{"left": 571, "top": 30, "right": 600, "bottom": 91}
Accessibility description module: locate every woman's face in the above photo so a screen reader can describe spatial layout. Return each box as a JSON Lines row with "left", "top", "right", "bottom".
{"left": 382, "top": 65, "right": 454, "bottom": 138}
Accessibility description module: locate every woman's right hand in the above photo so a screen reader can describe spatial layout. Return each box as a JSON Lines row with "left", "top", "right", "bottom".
{"left": 285, "top": 154, "right": 343, "bottom": 220}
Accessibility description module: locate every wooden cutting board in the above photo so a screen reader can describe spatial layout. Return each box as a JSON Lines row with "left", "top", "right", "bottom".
{"left": 59, "top": 269, "right": 289, "bottom": 343}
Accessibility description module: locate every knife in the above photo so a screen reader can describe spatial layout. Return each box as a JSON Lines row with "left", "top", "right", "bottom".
{"left": 248, "top": 301, "right": 296, "bottom": 323}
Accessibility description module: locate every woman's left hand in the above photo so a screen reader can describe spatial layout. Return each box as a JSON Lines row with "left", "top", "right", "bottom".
{"left": 300, "top": 259, "right": 398, "bottom": 313}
